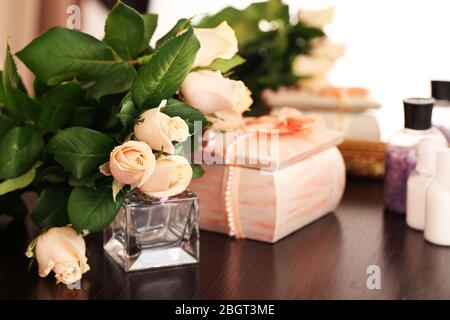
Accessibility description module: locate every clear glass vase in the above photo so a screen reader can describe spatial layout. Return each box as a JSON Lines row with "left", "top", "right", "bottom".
{"left": 103, "top": 190, "right": 199, "bottom": 272}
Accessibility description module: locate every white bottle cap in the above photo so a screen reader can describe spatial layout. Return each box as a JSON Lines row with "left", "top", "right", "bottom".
{"left": 435, "top": 148, "right": 450, "bottom": 179}
{"left": 416, "top": 138, "right": 447, "bottom": 173}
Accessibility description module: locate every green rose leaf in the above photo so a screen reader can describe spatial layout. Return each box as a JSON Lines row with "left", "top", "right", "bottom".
{"left": 3, "top": 44, "right": 38, "bottom": 121}
{"left": 33, "top": 77, "right": 53, "bottom": 98}
{"left": 155, "top": 18, "right": 191, "bottom": 48}
{"left": 288, "top": 23, "right": 325, "bottom": 52}
{"left": 85, "top": 62, "right": 136, "bottom": 101}
{"left": 162, "top": 99, "right": 208, "bottom": 134}
{"left": 132, "top": 26, "right": 200, "bottom": 108}
{"left": 68, "top": 105, "right": 96, "bottom": 127}
{"left": 93, "top": 95, "right": 123, "bottom": 131}
{"left": 117, "top": 92, "right": 136, "bottom": 126}
{"left": 68, "top": 186, "right": 123, "bottom": 232}
{"left": 17, "top": 27, "right": 117, "bottom": 84}
{"left": 206, "top": 55, "right": 246, "bottom": 73}
{"left": 47, "top": 127, "right": 115, "bottom": 179}
{"left": 0, "top": 162, "right": 41, "bottom": 196}
{"left": 37, "top": 82, "right": 84, "bottom": 132}
{"left": 41, "top": 173, "right": 67, "bottom": 184}
{"left": 16, "top": 27, "right": 134, "bottom": 98}
{"left": 0, "top": 114, "right": 16, "bottom": 138}
{"left": 290, "top": 23, "right": 325, "bottom": 38}
{"left": 3, "top": 44, "right": 25, "bottom": 91}
{"left": 31, "top": 185, "right": 71, "bottom": 229}
{"left": 35, "top": 166, "right": 69, "bottom": 185}
{"left": 68, "top": 172, "right": 101, "bottom": 190}
{"left": 104, "top": 1, "right": 145, "bottom": 60}
{"left": 197, "top": 7, "right": 256, "bottom": 46}
{"left": 140, "top": 13, "right": 158, "bottom": 52}
{"left": 196, "top": 7, "right": 240, "bottom": 28}
{"left": 0, "top": 126, "right": 44, "bottom": 180}
{"left": 191, "top": 164, "right": 205, "bottom": 179}
{"left": 198, "top": 0, "right": 289, "bottom": 47}
{"left": 2, "top": 89, "right": 40, "bottom": 122}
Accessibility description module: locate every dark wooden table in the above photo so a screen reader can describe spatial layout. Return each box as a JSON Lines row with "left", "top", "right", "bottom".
{"left": 1, "top": 178, "right": 450, "bottom": 300}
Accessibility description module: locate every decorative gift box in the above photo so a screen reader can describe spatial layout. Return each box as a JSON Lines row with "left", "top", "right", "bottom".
{"left": 261, "top": 86, "right": 385, "bottom": 178}
{"left": 189, "top": 109, "right": 346, "bottom": 243}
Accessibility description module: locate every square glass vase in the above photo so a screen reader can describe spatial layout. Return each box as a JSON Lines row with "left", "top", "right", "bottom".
{"left": 103, "top": 190, "right": 199, "bottom": 272}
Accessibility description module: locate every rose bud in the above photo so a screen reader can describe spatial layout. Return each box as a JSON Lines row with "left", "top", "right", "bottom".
{"left": 298, "top": 7, "right": 334, "bottom": 28}
{"left": 181, "top": 70, "right": 253, "bottom": 130}
{"left": 193, "top": 21, "right": 238, "bottom": 68}
{"left": 139, "top": 155, "right": 193, "bottom": 198}
{"left": 102, "top": 140, "right": 156, "bottom": 188}
{"left": 27, "top": 226, "right": 90, "bottom": 285}
{"left": 134, "top": 100, "right": 190, "bottom": 154}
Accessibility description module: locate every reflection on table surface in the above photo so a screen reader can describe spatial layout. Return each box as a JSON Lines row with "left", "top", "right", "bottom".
{"left": 2, "top": 178, "right": 450, "bottom": 299}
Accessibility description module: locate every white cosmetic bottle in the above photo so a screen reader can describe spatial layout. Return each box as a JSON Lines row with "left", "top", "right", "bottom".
{"left": 424, "top": 149, "right": 450, "bottom": 245}
{"left": 406, "top": 139, "right": 447, "bottom": 230}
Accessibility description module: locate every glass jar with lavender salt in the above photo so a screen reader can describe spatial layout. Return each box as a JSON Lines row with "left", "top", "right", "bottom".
{"left": 384, "top": 98, "right": 447, "bottom": 213}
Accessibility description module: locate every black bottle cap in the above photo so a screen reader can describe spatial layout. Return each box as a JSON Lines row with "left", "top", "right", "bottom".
{"left": 403, "top": 98, "right": 434, "bottom": 130}
{"left": 431, "top": 80, "right": 450, "bottom": 101}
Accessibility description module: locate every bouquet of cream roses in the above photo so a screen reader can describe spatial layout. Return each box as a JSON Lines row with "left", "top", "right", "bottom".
{"left": 0, "top": 1, "right": 251, "bottom": 285}
{"left": 198, "top": 0, "right": 341, "bottom": 115}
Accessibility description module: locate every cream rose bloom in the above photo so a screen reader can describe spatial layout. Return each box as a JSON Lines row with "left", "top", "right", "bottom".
{"left": 298, "top": 7, "right": 334, "bottom": 28}
{"left": 293, "top": 54, "right": 334, "bottom": 78}
{"left": 310, "top": 38, "right": 346, "bottom": 60}
{"left": 292, "top": 37, "right": 345, "bottom": 88}
{"left": 104, "top": 140, "right": 156, "bottom": 188}
{"left": 193, "top": 21, "right": 238, "bottom": 68}
{"left": 134, "top": 100, "right": 190, "bottom": 154}
{"left": 181, "top": 70, "right": 253, "bottom": 130}
{"left": 31, "top": 227, "right": 89, "bottom": 285}
{"left": 139, "top": 155, "right": 192, "bottom": 198}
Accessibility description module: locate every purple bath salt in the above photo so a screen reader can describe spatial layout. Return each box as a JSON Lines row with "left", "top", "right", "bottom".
{"left": 384, "top": 145, "right": 417, "bottom": 213}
